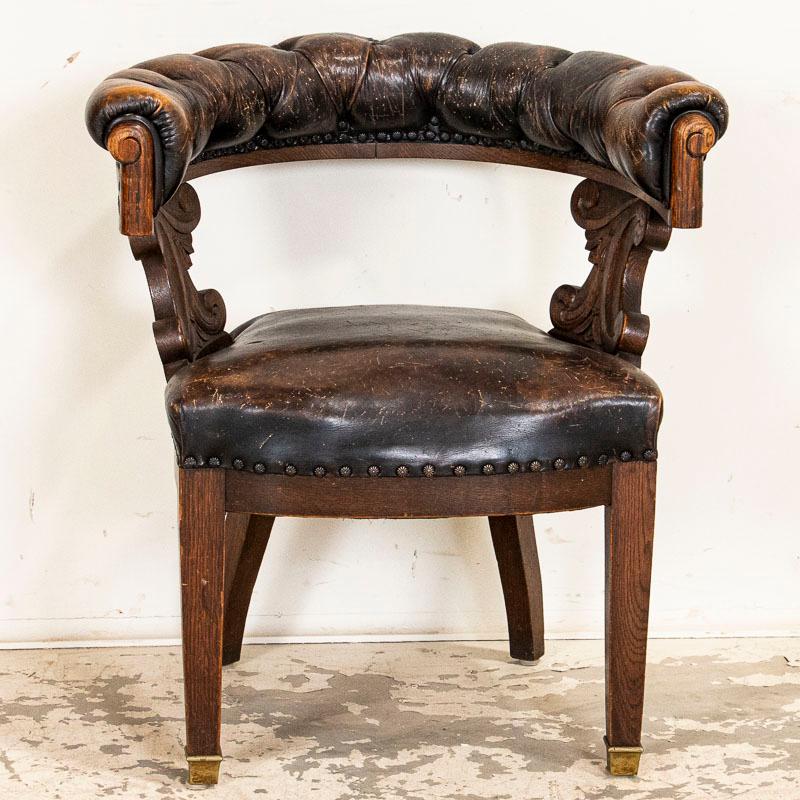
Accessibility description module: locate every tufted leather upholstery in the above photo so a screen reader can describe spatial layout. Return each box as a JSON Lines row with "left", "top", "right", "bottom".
{"left": 86, "top": 33, "right": 727, "bottom": 202}
{"left": 166, "top": 305, "right": 662, "bottom": 476}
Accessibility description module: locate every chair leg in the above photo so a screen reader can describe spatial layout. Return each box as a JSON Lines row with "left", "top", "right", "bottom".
{"left": 604, "top": 460, "right": 657, "bottom": 776}
{"left": 179, "top": 468, "right": 226, "bottom": 785}
{"left": 488, "top": 515, "right": 545, "bottom": 662}
{"left": 222, "top": 513, "right": 274, "bottom": 666}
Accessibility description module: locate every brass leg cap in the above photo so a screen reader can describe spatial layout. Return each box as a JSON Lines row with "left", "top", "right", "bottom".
{"left": 187, "top": 755, "right": 222, "bottom": 785}
{"left": 604, "top": 737, "right": 642, "bottom": 776}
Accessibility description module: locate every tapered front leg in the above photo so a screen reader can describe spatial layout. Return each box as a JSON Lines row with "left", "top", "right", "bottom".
{"left": 489, "top": 515, "right": 545, "bottom": 662}
{"left": 179, "top": 468, "right": 226, "bottom": 785}
{"left": 604, "top": 461, "right": 656, "bottom": 776}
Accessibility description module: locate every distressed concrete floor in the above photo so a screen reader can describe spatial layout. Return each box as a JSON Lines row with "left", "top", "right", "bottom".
{"left": 0, "top": 639, "right": 798, "bottom": 799}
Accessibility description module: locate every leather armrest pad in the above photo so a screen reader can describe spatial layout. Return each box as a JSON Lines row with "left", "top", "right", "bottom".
{"left": 86, "top": 33, "right": 728, "bottom": 201}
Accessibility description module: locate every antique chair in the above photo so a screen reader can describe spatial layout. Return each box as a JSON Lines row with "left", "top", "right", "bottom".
{"left": 86, "top": 33, "right": 727, "bottom": 784}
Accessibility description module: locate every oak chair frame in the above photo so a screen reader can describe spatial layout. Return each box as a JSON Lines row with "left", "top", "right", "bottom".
{"left": 105, "top": 111, "right": 717, "bottom": 783}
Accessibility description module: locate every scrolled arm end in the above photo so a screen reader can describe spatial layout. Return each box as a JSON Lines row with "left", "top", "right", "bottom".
{"left": 105, "top": 118, "right": 157, "bottom": 236}
{"left": 668, "top": 111, "right": 718, "bottom": 228}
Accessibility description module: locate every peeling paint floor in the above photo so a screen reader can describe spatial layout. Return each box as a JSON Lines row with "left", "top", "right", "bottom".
{"left": 1, "top": 638, "right": 799, "bottom": 799}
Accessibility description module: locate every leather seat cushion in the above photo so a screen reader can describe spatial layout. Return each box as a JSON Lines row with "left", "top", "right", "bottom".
{"left": 166, "top": 305, "right": 662, "bottom": 476}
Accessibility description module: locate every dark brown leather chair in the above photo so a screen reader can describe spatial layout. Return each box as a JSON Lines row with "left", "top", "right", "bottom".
{"left": 86, "top": 33, "right": 727, "bottom": 785}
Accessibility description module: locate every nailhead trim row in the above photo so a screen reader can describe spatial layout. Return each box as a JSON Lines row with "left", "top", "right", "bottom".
{"left": 192, "top": 117, "right": 596, "bottom": 168}
{"left": 181, "top": 450, "right": 657, "bottom": 472}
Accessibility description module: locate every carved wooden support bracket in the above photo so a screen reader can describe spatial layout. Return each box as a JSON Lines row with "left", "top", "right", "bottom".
{"left": 128, "top": 183, "right": 232, "bottom": 379}
{"left": 549, "top": 179, "right": 672, "bottom": 365}
{"left": 669, "top": 111, "right": 717, "bottom": 229}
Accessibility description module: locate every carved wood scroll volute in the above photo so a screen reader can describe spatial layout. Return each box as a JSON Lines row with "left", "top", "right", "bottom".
{"left": 129, "top": 183, "right": 232, "bottom": 379}
{"left": 549, "top": 179, "right": 672, "bottom": 364}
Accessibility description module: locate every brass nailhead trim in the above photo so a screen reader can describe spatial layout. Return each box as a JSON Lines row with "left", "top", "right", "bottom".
{"left": 197, "top": 117, "right": 553, "bottom": 166}
{"left": 190, "top": 447, "right": 654, "bottom": 474}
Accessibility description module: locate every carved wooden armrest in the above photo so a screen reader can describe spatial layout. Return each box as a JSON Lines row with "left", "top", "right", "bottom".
{"left": 107, "top": 119, "right": 230, "bottom": 377}
{"left": 548, "top": 112, "right": 720, "bottom": 365}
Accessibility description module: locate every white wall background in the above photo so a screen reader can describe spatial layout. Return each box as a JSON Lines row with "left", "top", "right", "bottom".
{"left": 2, "top": 0, "right": 798, "bottom": 647}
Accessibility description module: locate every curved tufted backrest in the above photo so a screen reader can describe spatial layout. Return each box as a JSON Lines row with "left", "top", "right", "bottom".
{"left": 86, "top": 32, "right": 727, "bottom": 211}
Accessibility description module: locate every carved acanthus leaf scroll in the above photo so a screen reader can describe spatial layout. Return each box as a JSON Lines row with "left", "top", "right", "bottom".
{"left": 549, "top": 179, "right": 672, "bottom": 364}
{"left": 129, "top": 183, "right": 232, "bottom": 378}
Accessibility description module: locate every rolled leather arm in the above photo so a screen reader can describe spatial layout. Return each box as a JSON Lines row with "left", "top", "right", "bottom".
{"left": 86, "top": 32, "right": 728, "bottom": 203}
